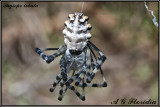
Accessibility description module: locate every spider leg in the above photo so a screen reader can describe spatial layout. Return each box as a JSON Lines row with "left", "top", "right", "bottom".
{"left": 58, "top": 86, "right": 69, "bottom": 101}
{"left": 69, "top": 85, "right": 85, "bottom": 101}
{"left": 35, "top": 45, "right": 67, "bottom": 64}
{"left": 58, "top": 79, "right": 65, "bottom": 101}
{"left": 49, "top": 74, "right": 62, "bottom": 92}
{"left": 90, "top": 48, "right": 107, "bottom": 87}
{"left": 65, "top": 72, "right": 80, "bottom": 86}
{"left": 59, "top": 55, "right": 68, "bottom": 81}
{"left": 75, "top": 71, "right": 86, "bottom": 86}
{"left": 58, "top": 70, "right": 76, "bottom": 100}
{"left": 87, "top": 41, "right": 106, "bottom": 80}
{"left": 58, "top": 84, "right": 86, "bottom": 101}
{"left": 81, "top": 41, "right": 107, "bottom": 87}
{"left": 78, "top": 66, "right": 107, "bottom": 88}
{"left": 75, "top": 48, "right": 90, "bottom": 86}
{"left": 65, "top": 66, "right": 85, "bottom": 87}
{"left": 78, "top": 65, "right": 107, "bottom": 88}
{"left": 40, "top": 48, "right": 59, "bottom": 51}
{"left": 66, "top": 69, "right": 86, "bottom": 101}
{"left": 64, "top": 69, "right": 86, "bottom": 101}
{"left": 82, "top": 78, "right": 85, "bottom": 99}
{"left": 49, "top": 55, "right": 67, "bottom": 93}
{"left": 85, "top": 43, "right": 97, "bottom": 83}
{"left": 79, "top": 81, "right": 106, "bottom": 87}
{"left": 88, "top": 45, "right": 96, "bottom": 70}
{"left": 86, "top": 53, "right": 95, "bottom": 83}
{"left": 75, "top": 78, "right": 86, "bottom": 99}
{"left": 86, "top": 49, "right": 93, "bottom": 83}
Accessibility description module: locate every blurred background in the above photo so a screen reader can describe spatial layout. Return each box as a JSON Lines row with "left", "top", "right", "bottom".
{"left": 2, "top": 2, "right": 158, "bottom": 105}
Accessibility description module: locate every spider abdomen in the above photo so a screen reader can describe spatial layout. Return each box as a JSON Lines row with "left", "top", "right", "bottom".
{"left": 63, "top": 12, "right": 92, "bottom": 51}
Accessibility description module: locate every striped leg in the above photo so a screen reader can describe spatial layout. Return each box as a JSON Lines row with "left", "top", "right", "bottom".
{"left": 78, "top": 67, "right": 107, "bottom": 88}
{"left": 65, "top": 72, "right": 80, "bottom": 86}
{"left": 90, "top": 46, "right": 107, "bottom": 87}
{"left": 58, "top": 84, "right": 86, "bottom": 101}
{"left": 65, "top": 71, "right": 85, "bottom": 101}
{"left": 35, "top": 45, "right": 67, "bottom": 64}
{"left": 58, "top": 86, "right": 68, "bottom": 101}
{"left": 49, "top": 74, "right": 62, "bottom": 92}
{"left": 58, "top": 70, "right": 76, "bottom": 100}
{"left": 87, "top": 41, "right": 106, "bottom": 81}
{"left": 84, "top": 53, "right": 94, "bottom": 83}
{"left": 91, "top": 53, "right": 107, "bottom": 87}
{"left": 79, "top": 81, "right": 107, "bottom": 87}
{"left": 75, "top": 41, "right": 107, "bottom": 87}
{"left": 75, "top": 71, "right": 86, "bottom": 86}
{"left": 76, "top": 70, "right": 107, "bottom": 88}
{"left": 86, "top": 49, "right": 92, "bottom": 83}
{"left": 59, "top": 56, "right": 67, "bottom": 81}
{"left": 49, "top": 56, "right": 67, "bottom": 92}
{"left": 86, "top": 42, "right": 96, "bottom": 83}
{"left": 69, "top": 85, "right": 85, "bottom": 101}
{"left": 89, "top": 47, "right": 96, "bottom": 70}
{"left": 82, "top": 81, "right": 107, "bottom": 88}
{"left": 75, "top": 48, "right": 90, "bottom": 86}
{"left": 58, "top": 79, "right": 65, "bottom": 101}
{"left": 82, "top": 78, "right": 85, "bottom": 100}
{"left": 65, "top": 69, "right": 86, "bottom": 101}
{"left": 65, "top": 66, "right": 86, "bottom": 87}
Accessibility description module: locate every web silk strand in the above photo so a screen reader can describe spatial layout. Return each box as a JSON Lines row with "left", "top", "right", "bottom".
{"left": 144, "top": 2, "right": 158, "bottom": 27}
{"left": 81, "top": 2, "right": 84, "bottom": 13}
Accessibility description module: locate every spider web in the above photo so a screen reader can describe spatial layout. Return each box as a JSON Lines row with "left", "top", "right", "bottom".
{"left": 144, "top": 2, "right": 158, "bottom": 28}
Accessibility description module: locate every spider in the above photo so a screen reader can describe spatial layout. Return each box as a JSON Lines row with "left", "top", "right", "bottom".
{"left": 35, "top": 12, "right": 107, "bottom": 101}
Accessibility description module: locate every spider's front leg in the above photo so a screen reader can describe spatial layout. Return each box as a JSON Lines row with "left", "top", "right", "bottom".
{"left": 35, "top": 45, "right": 66, "bottom": 63}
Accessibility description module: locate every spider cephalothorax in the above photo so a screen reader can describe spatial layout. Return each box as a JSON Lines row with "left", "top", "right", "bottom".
{"left": 35, "top": 12, "right": 107, "bottom": 101}
{"left": 63, "top": 12, "right": 92, "bottom": 51}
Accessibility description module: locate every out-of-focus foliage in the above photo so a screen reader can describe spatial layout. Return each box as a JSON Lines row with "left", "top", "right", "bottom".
{"left": 2, "top": 2, "right": 158, "bottom": 105}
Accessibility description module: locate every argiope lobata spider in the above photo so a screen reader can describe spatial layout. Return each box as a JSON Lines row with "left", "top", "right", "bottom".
{"left": 35, "top": 12, "right": 107, "bottom": 101}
